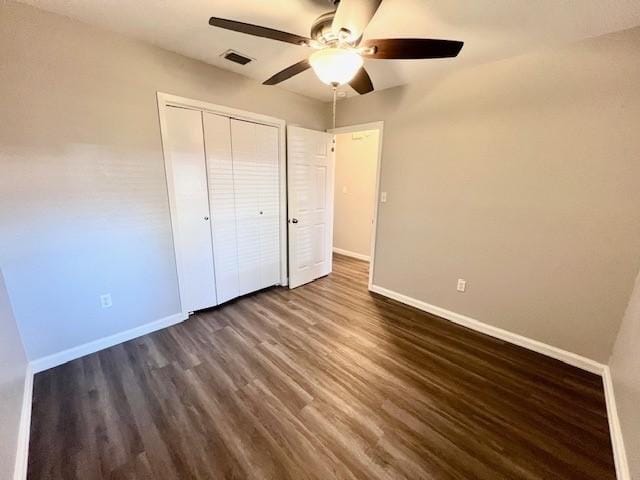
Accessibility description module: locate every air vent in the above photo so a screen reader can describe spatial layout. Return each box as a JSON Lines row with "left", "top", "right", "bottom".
{"left": 221, "top": 50, "right": 253, "bottom": 65}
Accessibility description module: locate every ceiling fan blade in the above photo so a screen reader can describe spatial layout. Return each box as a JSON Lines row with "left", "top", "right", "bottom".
{"left": 349, "top": 67, "right": 374, "bottom": 94}
{"left": 209, "top": 17, "right": 311, "bottom": 46}
{"left": 263, "top": 59, "right": 311, "bottom": 85}
{"left": 332, "top": 0, "right": 383, "bottom": 43}
{"left": 361, "top": 38, "right": 463, "bottom": 59}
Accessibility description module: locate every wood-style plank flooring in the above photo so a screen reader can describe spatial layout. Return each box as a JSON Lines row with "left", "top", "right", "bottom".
{"left": 28, "top": 255, "right": 615, "bottom": 479}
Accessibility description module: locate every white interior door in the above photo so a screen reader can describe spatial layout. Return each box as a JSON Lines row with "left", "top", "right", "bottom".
{"left": 164, "top": 106, "right": 217, "bottom": 311}
{"left": 287, "top": 126, "right": 335, "bottom": 289}
{"left": 203, "top": 112, "right": 239, "bottom": 304}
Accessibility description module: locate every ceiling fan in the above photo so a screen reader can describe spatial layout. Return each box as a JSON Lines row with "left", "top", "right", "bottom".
{"left": 209, "top": 0, "right": 464, "bottom": 96}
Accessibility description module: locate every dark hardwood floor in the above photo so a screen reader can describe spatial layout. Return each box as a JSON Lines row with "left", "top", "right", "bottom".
{"left": 28, "top": 254, "right": 615, "bottom": 479}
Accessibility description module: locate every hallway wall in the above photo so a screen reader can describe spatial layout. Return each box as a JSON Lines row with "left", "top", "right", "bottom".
{"left": 333, "top": 130, "right": 379, "bottom": 259}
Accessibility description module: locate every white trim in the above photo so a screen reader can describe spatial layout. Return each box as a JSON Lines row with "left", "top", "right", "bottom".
{"left": 30, "top": 312, "right": 187, "bottom": 373}
{"left": 329, "top": 121, "right": 384, "bottom": 135}
{"left": 277, "top": 119, "right": 288, "bottom": 286}
{"left": 333, "top": 247, "right": 370, "bottom": 262}
{"left": 369, "top": 284, "right": 605, "bottom": 375}
{"left": 603, "top": 366, "right": 631, "bottom": 480}
{"left": 13, "top": 364, "right": 33, "bottom": 480}
{"left": 157, "top": 97, "right": 185, "bottom": 313}
{"left": 328, "top": 121, "right": 384, "bottom": 290}
{"left": 158, "top": 92, "right": 287, "bottom": 128}
{"left": 156, "top": 92, "right": 289, "bottom": 308}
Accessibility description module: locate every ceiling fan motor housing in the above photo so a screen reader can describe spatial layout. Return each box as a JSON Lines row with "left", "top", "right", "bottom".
{"left": 310, "top": 12, "right": 349, "bottom": 45}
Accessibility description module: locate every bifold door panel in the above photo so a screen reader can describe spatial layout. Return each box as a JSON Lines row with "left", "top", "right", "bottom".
{"left": 253, "top": 123, "right": 281, "bottom": 290}
{"left": 203, "top": 113, "right": 239, "bottom": 304}
{"left": 164, "top": 106, "right": 217, "bottom": 311}
{"left": 232, "top": 119, "right": 264, "bottom": 295}
{"left": 230, "top": 119, "right": 281, "bottom": 295}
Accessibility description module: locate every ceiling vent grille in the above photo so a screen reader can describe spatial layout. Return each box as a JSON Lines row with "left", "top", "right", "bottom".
{"left": 221, "top": 50, "right": 253, "bottom": 65}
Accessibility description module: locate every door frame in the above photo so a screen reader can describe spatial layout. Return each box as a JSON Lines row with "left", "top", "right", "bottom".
{"left": 328, "top": 121, "right": 384, "bottom": 290}
{"left": 157, "top": 92, "right": 289, "bottom": 315}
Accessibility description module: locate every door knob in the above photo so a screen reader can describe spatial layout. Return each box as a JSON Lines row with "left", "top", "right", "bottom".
{"left": 204, "top": 216, "right": 209, "bottom": 221}
{"left": 290, "top": 218, "right": 299, "bottom": 224}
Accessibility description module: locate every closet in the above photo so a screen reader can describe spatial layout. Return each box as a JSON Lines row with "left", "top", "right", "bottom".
{"left": 163, "top": 105, "right": 281, "bottom": 313}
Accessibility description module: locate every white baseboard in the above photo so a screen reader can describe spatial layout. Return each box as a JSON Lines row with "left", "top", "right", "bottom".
{"left": 369, "top": 284, "right": 605, "bottom": 375}
{"left": 13, "top": 312, "right": 187, "bottom": 477}
{"left": 14, "top": 363, "right": 33, "bottom": 480}
{"left": 368, "top": 285, "right": 634, "bottom": 477}
{"left": 333, "top": 247, "right": 370, "bottom": 262}
{"left": 31, "top": 312, "right": 188, "bottom": 373}
{"left": 603, "top": 366, "right": 631, "bottom": 480}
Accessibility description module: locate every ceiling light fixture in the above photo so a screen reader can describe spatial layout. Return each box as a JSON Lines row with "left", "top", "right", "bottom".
{"left": 309, "top": 47, "right": 363, "bottom": 87}
{"left": 209, "top": 0, "right": 463, "bottom": 130}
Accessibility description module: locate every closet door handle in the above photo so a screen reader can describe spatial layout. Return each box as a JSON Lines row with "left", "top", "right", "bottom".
{"left": 290, "top": 218, "right": 299, "bottom": 224}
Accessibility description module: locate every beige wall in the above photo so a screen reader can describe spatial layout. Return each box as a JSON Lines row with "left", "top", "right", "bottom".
{"left": 610, "top": 269, "right": 640, "bottom": 478}
{"left": 336, "top": 26, "right": 640, "bottom": 362}
{"left": 333, "top": 130, "right": 379, "bottom": 258}
{"left": 0, "top": 270, "right": 29, "bottom": 479}
{"left": 0, "top": 1, "right": 328, "bottom": 360}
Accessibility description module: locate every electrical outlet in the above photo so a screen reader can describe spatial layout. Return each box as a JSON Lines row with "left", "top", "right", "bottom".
{"left": 380, "top": 191, "right": 388, "bottom": 203}
{"left": 456, "top": 279, "right": 467, "bottom": 292}
{"left": 100, "top": 293, "right": 113, "bottom": 308}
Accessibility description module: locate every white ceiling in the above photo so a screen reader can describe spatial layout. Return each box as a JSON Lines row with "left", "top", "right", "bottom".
{"left": 19, "top": 0, "right": 640, "bottom": 101}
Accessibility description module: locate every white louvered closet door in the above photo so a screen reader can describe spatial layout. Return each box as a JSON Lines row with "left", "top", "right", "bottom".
{"left": 254, "top": 123, "right": 281, "bottom": 289}
{"left": 230, "top": 119, "right": 281, "bottom": 296}
{"left": 231, "top": 119, "right": 263, "bottom": 296}
{"left": 203, "top": 113, "right": 240, "bottom": 304}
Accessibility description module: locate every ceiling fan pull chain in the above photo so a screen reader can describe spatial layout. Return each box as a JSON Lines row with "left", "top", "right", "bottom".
{"left": 332, "top": 85, "right": 337, "bottom": 130}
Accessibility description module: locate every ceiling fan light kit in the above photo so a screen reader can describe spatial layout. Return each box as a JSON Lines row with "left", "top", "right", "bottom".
{"left": 309, "top": 47, "right": 363, "bottom": 86}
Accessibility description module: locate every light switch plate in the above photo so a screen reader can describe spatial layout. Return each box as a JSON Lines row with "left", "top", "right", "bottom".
{"left": 100, "top": 293, "right": 113, "bottom": 308}
{"left": 381, "top": 192, "right": 388, "bottom": 203}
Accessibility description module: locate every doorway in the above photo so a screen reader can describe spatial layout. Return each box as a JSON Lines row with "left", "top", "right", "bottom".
{"left": 329, "top": 122, "right": 383, "bottom": 288}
